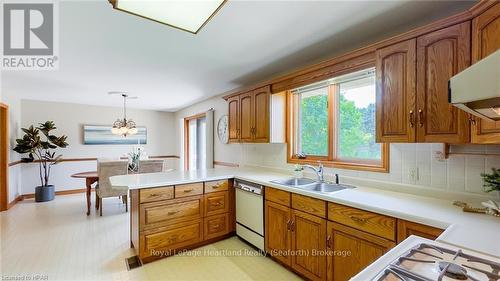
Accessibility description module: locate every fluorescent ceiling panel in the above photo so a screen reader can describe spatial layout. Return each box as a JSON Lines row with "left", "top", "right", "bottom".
{"left": 110, "top": 0, "right": 226, "bottom": 34}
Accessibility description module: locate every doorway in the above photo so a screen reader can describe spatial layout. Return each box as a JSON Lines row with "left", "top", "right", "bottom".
{"left": 0, "top": 103, "right": 8, "bottom": 211}
{"left": 184, "top": 113, "right": 206, "bottom": 170}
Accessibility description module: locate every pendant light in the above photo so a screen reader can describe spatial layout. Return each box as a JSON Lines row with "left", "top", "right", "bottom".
{"left": 109, "top": 92, "right": 138, "bottom": 137}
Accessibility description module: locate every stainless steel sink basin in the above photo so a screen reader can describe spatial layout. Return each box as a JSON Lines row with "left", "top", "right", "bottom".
{"left": 270, "top": 178, "right": 315, "bottom": 187}
{"left": 270, "top": 178, "right": 354, "bottom": 193}
{"left": 299, "top": 182, "right": 353, "bottom": 193}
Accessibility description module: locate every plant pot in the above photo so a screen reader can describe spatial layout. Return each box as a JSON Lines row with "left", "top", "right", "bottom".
{"left": 35, "top": 185, "right": 55, "bottom": 202}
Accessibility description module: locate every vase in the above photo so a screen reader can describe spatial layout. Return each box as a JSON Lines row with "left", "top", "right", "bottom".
{"left": 35, "top": 185, "right": 55, "bottom": 202}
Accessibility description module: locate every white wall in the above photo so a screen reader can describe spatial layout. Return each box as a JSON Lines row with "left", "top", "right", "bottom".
{"left": 177, "top": 95, "right": 500, "bottom": 200}
{"left": 14, "top": 99, "right": 177, "bottom": 195}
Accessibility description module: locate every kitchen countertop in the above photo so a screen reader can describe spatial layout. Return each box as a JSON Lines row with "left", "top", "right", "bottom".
{"left": 110, "top": 167, "right": 500, "bottom": 258}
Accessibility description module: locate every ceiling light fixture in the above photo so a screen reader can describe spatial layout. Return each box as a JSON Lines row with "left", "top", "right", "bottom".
{"left": 109, "top": 92, "right": 138, "bottom": 137}
{"left": 108, "top": 0, "right": 227, "bottom": 34}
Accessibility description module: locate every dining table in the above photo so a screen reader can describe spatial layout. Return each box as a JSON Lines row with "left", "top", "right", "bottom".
{"left": 71, "top": 171, "right": 98, "bottom": 215}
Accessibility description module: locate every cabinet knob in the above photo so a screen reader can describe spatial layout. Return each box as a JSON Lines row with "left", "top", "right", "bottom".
{"left": 183, "top": 189, "right": 194, "bottom": 193}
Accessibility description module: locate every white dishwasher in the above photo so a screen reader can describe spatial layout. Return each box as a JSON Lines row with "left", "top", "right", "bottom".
{"left": 234, "top": 179, "right": 264, "bottom": 251}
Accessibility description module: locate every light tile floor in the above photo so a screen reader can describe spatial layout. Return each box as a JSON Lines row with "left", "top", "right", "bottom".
{"left": 1, "top": 194, "right": 302, "bottom": 281}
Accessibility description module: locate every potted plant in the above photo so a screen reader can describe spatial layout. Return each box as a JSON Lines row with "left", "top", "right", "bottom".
{"left": 481, "top": 168, "right": 500, "bottom": 193}
{"left": 13, "top": 121, "right": 68, "bottom": 202}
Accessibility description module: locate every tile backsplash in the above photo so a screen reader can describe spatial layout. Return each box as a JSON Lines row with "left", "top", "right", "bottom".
{"left": 239, "top": 143, "right": 500, "bottom": 199}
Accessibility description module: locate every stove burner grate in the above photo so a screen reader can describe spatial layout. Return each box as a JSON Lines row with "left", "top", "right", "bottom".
{"left": 438, "top": 261, "right": 468, "bottom": 280}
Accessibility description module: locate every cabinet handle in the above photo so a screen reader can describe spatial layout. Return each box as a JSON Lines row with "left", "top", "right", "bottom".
{"left": 149, "top": 193, "right": 159, "bottom": 197}
{"left": 286, "top": 219, "right": 291, "bottom": 230}
{"left": 418, "top": 109, "right": 424, "bottom": 127}
{"left": 167, "top": 211, "right": 178, "bottom": 216}
{"left": 290, "top": 219, "right": 295, "bottom": 231}
{"left": 211, "top": 202, "right": 222, "bottom": 207}
{"left": 469, "top": 116, "right": 477, "bottom": 125}
{"left": 409, "top": 110, "right": 414, "bottom": 128}
{"left": 212, "top": 185, "right": 220, "bottom": 189}
{"left": 326, "top": 235, "right": 332, "bottom": 249}
{"left": 183, "top": 189, "right": 194, "bottom": 193}
{"left": 349, "top": 215, "right": 367, "bottom": 224}
{"left": 212, "top": 224, "right": 220, "bottom": 229}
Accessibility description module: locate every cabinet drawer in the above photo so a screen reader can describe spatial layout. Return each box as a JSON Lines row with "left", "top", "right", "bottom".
{"left": 204, "top": 192, "right": 229, "bottom": 216}
{"left": 175, "top": 182, "right": 204, "bottom": 198}
{"left": 140, "top": 196, "right": 203, "bottom": 229}
{"left": 140, "top": 186, "right": 174, "bottom": 203}
{"left": 266, "top": 187, "right": 290, "bottom": 207}
{"left": 205, "top": 180, "right": 229, "bottom": 193}
{"left": 141, "top": 219, "right": 203, "bottom": 258}
{"left": 291, "top": 193, "right": 326, "bottom": 218}
{"left": 328, "top": 203, "right": 396, "bottom": 241}
{"left": 204, "top": 213, "right": 229, "bottom": 240}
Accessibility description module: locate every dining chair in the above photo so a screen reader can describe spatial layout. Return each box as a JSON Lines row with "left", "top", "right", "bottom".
{"left": 138, "top": 159, "right": 164, "bottom": 173}
{"left": 96, "top": 160, "right": 129, "bottom": 216}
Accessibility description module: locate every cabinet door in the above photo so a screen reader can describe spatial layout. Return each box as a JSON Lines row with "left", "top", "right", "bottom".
{"left": 376, "top": 39, "right": 417, "bottom": 142}
{"left": 227, "top": 95, "right": 240, "bottom": 143}
{"left": 265, "top": 200, "right": 292, "bottom": 266}
{"left": 291, "top": 210, "right": 327, "bottom": 281}
{"left": 327, "top": 222, "right": 395, "bottom": 281}
{"left": 253, "top": 86, "right": 270, "bottom": 143}
{"left": 239, "top": 92, "right": 254, "bottom": 142}
{"left": 471, "top": 3, "right": 500, "bottom": 144}
{"left": 416, "top": 22, "right": 471, "bottom": 143}
{"left": 397, "top": 220, "right": 444, "bottom": 243}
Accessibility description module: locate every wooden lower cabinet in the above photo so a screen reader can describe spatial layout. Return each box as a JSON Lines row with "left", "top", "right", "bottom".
{"left": 265, "top": 200, "right": 292, "bottom": 266}
{"left": 291, "top": 209, "right": 327, "bottom": 281}
{"left": 397, "top": 220, "right": 444, "bottom": 243}
{"left": 140, "top": 219, "right": 204, "bottom": 258}
{"left": 327, "top": 222, "right": 396, "bottom": 281}
{"left": 205, "top": 213, "right": 230, "bottom": 240}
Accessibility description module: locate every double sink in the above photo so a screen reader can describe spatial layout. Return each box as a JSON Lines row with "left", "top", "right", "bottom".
{"left": 270, "top": 178, "right": 354, "bottom": 193}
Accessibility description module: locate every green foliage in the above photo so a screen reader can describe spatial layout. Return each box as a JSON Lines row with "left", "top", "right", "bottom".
{"left": 481, "top": 168, "right": 500, "bottom": 192}
{"left": 300, "top": 94, "right": 328, "bottom": 156}
{"left": 13, "top": 121, "right": 68, "bottom": 187}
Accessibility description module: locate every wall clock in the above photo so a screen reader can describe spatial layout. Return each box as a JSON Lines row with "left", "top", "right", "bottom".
{"left": 217, "top": 115, "right": 229, "bottom": 144}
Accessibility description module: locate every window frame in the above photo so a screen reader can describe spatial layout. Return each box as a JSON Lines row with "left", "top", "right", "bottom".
{"left": 286, "top": 69, "right": 389, "bottom": 173}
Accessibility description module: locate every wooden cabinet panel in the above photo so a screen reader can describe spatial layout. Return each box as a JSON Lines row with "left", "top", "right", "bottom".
{"left": 228, "top": 95, "right": 240, "bottom": 143}
{"left": 139, "top": 186, "right": 174, "bottom": 204}
{"left": 471, "top": 3, "right": 500, "bottom": 144}
{"left": 265, "top": 200, "right": 292, "bottom": 266}
{"left": 327, "top": 222, "right": 395, "bottom": 281}
{"left": 204, "top": 213, "right": 230, "bottom": 240}
{"left": 376, "top": 39, "right": 417, "bottom": 142}
{"left": 204, "top": 180, "right": 229, "bottom": 193}
{"left": 291, "top": 210, "right": 327, "bottom": 281}
{"left": 328, "top": 203, "right": 396, "bottom": 241}
{"left": 175, "top": 182, "right": 203, "bottom": 198}
{"left": 291, "top": 193, "right": 326, "bottom": 218}
{"left": 204, "top": 191, "right": 229, "bottom": 216}
{"left": 397, "top": 220, "right": 444, "bottom": 243}
{"left": 253, "top": 86, "right": 270, "bottom": 142}
{"left": 141, "top": 219, "right": 203, "bottom": 258}
{"left": 140, "top": 196, "right": 204, "bottom": 230}
{"left": 265, "top": 187, "right": 290, "bottom": 207}
{"left": 416, "top": 22, "right": 471, "bottom": 143}
{"left": 239, "top": 92, "right": 254, "bottom": 142}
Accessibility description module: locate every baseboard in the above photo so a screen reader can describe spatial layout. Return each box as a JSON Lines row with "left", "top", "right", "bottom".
{"left": 22, "top": 187, "right": 94, "bottom": 199}
{"left": 7, "top": 195, "right": 23, "bottom": 209}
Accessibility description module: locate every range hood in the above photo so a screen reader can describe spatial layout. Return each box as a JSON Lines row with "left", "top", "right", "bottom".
{"left": 449, "top": 49, "right": 499, "bottom": 121}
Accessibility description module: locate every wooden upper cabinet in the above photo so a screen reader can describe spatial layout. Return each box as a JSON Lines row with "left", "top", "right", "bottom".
{"left": 252, "top": 87, "right": 270, "bottom": 142}
{"left": 416, "top": 22, "right": 471, "bottom": 143}
{"left": 471, "top": 3, "right": 500, "bottom": 144}
{"left": 376, "top": 39, "right": 417, "bottom": 143}
{"left": 227, "top": 95, "right": 240, "bottom": 143}
{"left": 291, "top": 210, "right": 327, "bottom": 281}
{"left": 226, "top": 85, "right": 271, "bottom": 143}
{"left": 265, "top": 200, "right": 292, "bottom": 266}
{"left": 239, "top": 92, "right": 254, "bottom": 142}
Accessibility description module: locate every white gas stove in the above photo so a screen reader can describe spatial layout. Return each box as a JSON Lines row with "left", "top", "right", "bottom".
{"left": 352, "top": 236, "right": 500, "bottom": 281}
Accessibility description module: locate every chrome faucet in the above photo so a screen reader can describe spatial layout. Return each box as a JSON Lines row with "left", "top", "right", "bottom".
{"left": 302, "top": 162, "right": 324, "bottom": 182}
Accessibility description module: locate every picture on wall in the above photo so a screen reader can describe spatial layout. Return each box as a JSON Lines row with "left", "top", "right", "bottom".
{"left": 83, "top": 125, "right": 147, "bottom": 145}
